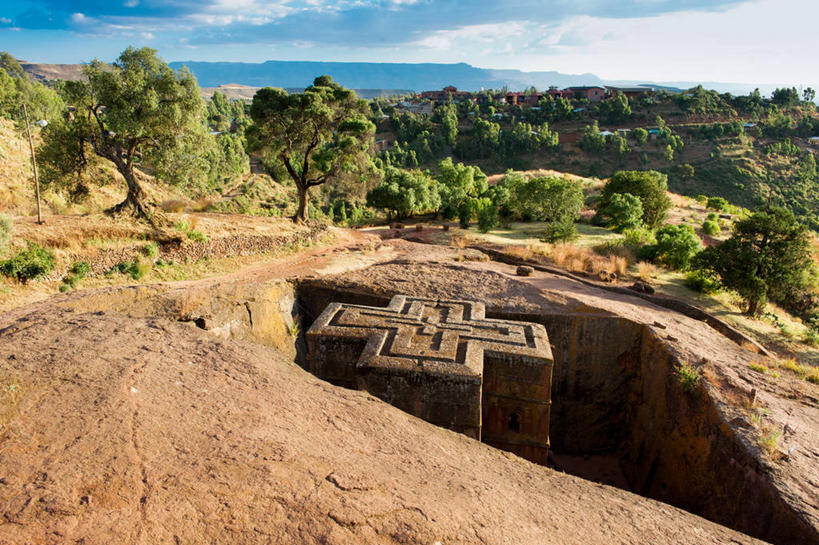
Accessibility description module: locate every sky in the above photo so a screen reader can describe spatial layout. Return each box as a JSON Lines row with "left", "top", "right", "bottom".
{"left": 0, "top": 0, "right": 817, "bottom": 87}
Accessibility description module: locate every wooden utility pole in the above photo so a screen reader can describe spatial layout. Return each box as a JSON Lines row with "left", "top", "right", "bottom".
{"left": 21, "top": 103, "right": 43, "bottom": 224}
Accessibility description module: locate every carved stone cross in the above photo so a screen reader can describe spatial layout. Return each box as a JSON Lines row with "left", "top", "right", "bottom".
{"left": 306, "top": 295, "right": 553, "bottom": 464}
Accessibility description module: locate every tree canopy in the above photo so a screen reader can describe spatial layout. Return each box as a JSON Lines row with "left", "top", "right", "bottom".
{"left": 366, "top": 166, "right": 440, "bottom": 219}
{"left": 250, "top": 75, "right": 375, "bottom": 222}
{"left": 39, "top": 47, "right": 210, "bottom": 217}
{"left": 599, "top": 170, "right": 672, "bottom": 230}
{"left": 695, "top": 207, "right": 813, "bottom": 315}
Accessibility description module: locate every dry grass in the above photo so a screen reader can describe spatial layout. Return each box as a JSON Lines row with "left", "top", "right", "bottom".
{"left": 160, "top": 199, "right": 190, "bottom": 213}
{"left": 450, "top": 234, "right": 470, "bottom": 249}
{"left": 550, "top": 243, "right": 628, "bottom": 279}
{"left": 637, "top": 261, "right": 657, "bottom": 282}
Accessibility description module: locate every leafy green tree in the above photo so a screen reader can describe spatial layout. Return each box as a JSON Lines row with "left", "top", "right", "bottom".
{"left": 632, "top": 127, "right": 648, "bottom": 145}
{"left": 41, "top": 47, "right": 206, "bottom": 217}
{"left": 0, "top": 52, "right": 25, "bottom": 78}
{"left": 599, "top": 170, "right": 673, "bottom": 229}
{"left": 642, "top": 224, "right": 702, "bottom": 270}
{"left": 366, "top": 167, "right": 440, "bottom": 219}
{"left": 598, "top": 91, "right": 631, "bottom": 123}
{"left": 803, "top": 87, "right": 816, "bottom": 103}
{"left": 435, "top": 157, "right": 487, "bottom": 216}
{"left": 597, "top": 192, "right": 643, "bottom": 232}
{"left": 580, "top": 121, "right": 606, "bottom": 153}
{"left": 434, "top": 103, "right": 458, "bottom": 146}
{"left": 695, "top": 207, "right": 812, "bottom": 315}
{"left": 250, "top": 75, "right": 375, "bottom": 222}
{"left": 771, "top": 87, "right": 800, "bottom": 107}
{"left": 509, "top": 176, "right": 583, "bottom": 241}
{"left": 0, "top": 68, "right": 16, "bottom": 118}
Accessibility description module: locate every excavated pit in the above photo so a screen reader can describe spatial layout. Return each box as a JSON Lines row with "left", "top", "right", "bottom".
{"left": 293, "top": 279, "right": 815, "bottom": 545}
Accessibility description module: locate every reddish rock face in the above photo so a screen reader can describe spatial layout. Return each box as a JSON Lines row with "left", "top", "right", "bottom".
{"left": 306, "top": 295, "right": 554, "bottom": 463}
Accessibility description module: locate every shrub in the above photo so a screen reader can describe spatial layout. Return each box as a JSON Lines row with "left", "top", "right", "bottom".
{"left": 541, "top": 221, "right": 577, "bottom": 243}
{"left": 707, "top": 196, "right": 729, "bottom": 211}
{"left": 186, "top": 230, "right": 208, "bottom": 243}
{"left": 641, "top": 224, "right": 702, "bottom": 270}
{"left": 623, "top": 227, "right": 655, "bottom": 248}
{"left": 675, "top": 361, "right": 701, "bottom": 393}
{"left": 696, "top": 195, "right": 708, "bottom": 205}
{"left": 110, "top": 259, "right": 151, "bottom": 281}
{"left": 702, "top": 220, "right": 720, "bottom": 235}
{"left": 0, "top": 214, "right": 12, "bottom": 253}
{"left": 60, "top": 261, "right": 92, "bottom": 292}
{"left": 143, "top": 242, "right": 159, "bottom": 258}
{"left": 804, "top": 328, "right": 819, "bottom": 347}
{"left": 685, "top": 270, "right": 720, "bottom": 294}
{"left": 0, "top": 242, "right": 56, "bottom": 283}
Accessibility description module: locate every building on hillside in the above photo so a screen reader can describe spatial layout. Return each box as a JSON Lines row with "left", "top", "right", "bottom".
{"left": 546, "top": 88, "right": 564, "bottom": 99}
{"left": 605, "top": 86, "right": 656, "bottom": 99}
{"left": 564, "top": 86, "right": 607, "bottom": 102}
{"left": 419, "top": 86, "right": 475, "bottom": 105}
{"left": 808, "top": 136, "right": 819, "bottom": 147}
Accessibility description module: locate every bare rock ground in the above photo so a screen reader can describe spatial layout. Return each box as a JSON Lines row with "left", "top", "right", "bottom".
{"left": 0, "top": 306, "right": 764, "bottom": 545}
{"left": 0, "top": 235, "right": 814, "bottom": 544}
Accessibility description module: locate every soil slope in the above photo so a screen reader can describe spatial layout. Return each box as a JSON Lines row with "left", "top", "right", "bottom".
{"left": 0, "top": 303, "right": 764, "bottom": 544}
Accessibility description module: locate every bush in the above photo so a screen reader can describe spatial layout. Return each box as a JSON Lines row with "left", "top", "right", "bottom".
{"left": 675, "top": 360, "right": 701, "bottom": 393}
{"left": 685, "top": 270, "right": 720, "bottom": 294}
{"left": 110, "top": 259, "right": 151, "bottom": 280}
{"left": 541, "top": 221, "right": 577, "bottom": 243}
{"left": 641, "top": 224, "right": 702, "bottom": 270}
{"left": 707, "top": 196, "right": 729, "bottom": 211}
{"left": 0, "top": 213, "right": 12, "bottom": 253}
{"left": 186, "top": 230, "right": 208, "bottom": 243}
{"left": 702, "top": 220, "right": 720, "bottom": 235}
{"left": 0, "top": 242, "right": 56, "bottom": 283}
{"left": 143, "top": 241, "right": 159, "bottom": 258}
{"left": 696, "top": 195, "right": 708, "bottom": 205}
{"left": 60, "top": 261, "right": 91, "bottom": 292}
{"left": 623, "top": 227, "right": 656, "bottom": 248}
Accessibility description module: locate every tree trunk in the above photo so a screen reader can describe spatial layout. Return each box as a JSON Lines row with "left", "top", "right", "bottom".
{"left": 107, "top": 166, "right": 153, "bottom": 220}
{"left": 746, "top": 298, "right": 761, "bottom": 317}
{"left": 294, "top": 185, "right": 309, "bottom": 223}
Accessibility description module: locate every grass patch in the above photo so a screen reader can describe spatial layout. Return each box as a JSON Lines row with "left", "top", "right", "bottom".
{"left": 748, "top": 362, "right": 768, "bottom": 374}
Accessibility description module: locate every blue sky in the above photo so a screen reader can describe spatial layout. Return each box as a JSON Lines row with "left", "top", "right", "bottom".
{"left": 1, "top": 0, "right": 816, "bottom": 87}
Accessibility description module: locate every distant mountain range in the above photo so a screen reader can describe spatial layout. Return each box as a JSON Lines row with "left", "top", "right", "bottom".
{"left": 168, "top": 60, "right": 603, "bottom": 92}
{"left": 20, "top": 59, "right": 783, "bottom": 97}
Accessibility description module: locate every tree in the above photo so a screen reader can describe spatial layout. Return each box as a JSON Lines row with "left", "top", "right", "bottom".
{"left": 803, "top": 87, "right": 816, "bottom": 103}
{"left": 366, "top": 167, "right": 440, "bottom": 219}
{"left": 771, "top": 87, "right": 800, "bottom": 107}
{"left": 435, "top": 157, "right": 487, "bottom": 216}
{"left": 42, "top": 47, "right": 206, "bottom": 217}
{"left": 598, "top": 91, "right": 631, "bottom": 123}
{"left": 580, "top": 121, "right": 606, "bottom": 153}
{"left": 695, "top": 207, "right": 812, "bottom": 316}
{"left": 632, "top": 127, "right": 648, "bottom": 145}
{"left": 599, "top": 170, "right": 673, "bottom": 229}
{"left": 509, "top": 176, "right": 583, "bottom": 242}
{"left": 250, "top": 75, "right": 374, "bottom": 222}
{"left": 0, "top": 52, "right": 25, "bottom": 79}
{"left": 597, "top": 192, "right": 643, "bottom": 232}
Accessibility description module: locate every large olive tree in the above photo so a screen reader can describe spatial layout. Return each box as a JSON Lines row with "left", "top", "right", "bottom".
{"left": 249, "top": 76, "right": 374, "bottom": 222}
{"left": 47, "top": 47, "right": 206, "bottom": 217}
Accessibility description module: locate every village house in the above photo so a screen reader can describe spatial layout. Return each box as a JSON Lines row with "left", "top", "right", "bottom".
{"left": 419, "top": 85, "right": 475, "bottom": 105}
{"left": 605, "top": 86, "right": 656, "bottom": 99}
{"left": 564, "top": 86, "right": 607, "bottom": 102}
